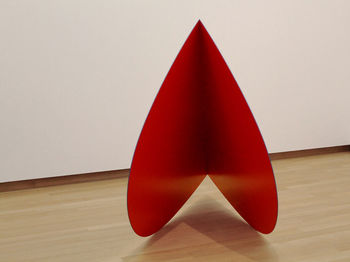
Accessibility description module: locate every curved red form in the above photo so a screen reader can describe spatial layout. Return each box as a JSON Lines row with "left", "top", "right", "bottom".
{"left": 127, "top": 20, "right": 278, "bottom": 237}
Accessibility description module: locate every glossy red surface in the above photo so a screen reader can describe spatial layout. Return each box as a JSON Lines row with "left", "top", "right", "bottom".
{"left": 127, "top": 20, "right": 278, "bottom": 237}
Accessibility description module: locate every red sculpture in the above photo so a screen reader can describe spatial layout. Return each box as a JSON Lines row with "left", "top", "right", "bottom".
{"left": 127, "top": 20, "right": 278, "bottom": 237}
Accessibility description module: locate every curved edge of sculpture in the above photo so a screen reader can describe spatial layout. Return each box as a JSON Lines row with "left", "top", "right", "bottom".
{"left": 127, "top": 20, "right": 278, "bottom": 237}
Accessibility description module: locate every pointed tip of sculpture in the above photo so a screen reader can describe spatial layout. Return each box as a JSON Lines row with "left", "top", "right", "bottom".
{"left": 195, "top": 19, "right": 204, "bottom": 28}
{"left": 192, "top": 20, "right": 207, "bottom": 36}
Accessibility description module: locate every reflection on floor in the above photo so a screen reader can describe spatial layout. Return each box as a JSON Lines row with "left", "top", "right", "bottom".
{"left": 0, "top": 152, "right": 349, "bottom": 262}
{"left": 127, "top": 196, "right": 278, "bottom": 262}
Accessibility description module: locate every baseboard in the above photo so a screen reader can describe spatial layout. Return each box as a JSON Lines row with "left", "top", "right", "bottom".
{"left": 0, "top": 169, "right": 129, "bottom": 193}
{"left": 1, "top": 145, "right": 349, "bottom": 193}
{"left": 269, "top": 145, "right": 350, "bottom": 160}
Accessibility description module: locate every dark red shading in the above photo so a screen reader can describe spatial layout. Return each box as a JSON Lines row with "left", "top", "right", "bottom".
{"left": 127, "top": 20, "right": 278, "bottom": 237}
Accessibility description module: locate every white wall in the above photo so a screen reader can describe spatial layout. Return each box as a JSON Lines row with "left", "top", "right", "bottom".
{"left": 1, "top": 0, "right": 349, "bottom": 183}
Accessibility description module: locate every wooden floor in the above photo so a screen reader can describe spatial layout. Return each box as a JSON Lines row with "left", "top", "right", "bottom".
{"left": 1, "top": 152, "right": 349, "bottom": 262}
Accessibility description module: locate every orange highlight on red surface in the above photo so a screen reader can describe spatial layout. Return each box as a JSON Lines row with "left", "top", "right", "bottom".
{"left": 127, "top": 20, "right": 278, "bottom": 237}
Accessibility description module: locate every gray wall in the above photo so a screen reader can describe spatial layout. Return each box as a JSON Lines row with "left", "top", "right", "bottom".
{"left": 1, "top": 0, "right": 349, "bottom": 182}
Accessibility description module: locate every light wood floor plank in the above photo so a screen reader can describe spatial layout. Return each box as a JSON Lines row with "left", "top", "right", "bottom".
{"left": 1, "top": 152, "right": 349, "bottom": 261}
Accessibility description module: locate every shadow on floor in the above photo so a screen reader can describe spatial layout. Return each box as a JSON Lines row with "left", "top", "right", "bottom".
{"left": 124, "top": 197, "right": 278, "bottom": 261}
